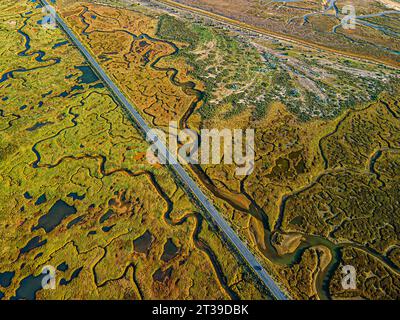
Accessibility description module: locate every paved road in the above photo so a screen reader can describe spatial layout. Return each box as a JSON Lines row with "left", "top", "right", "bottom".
{"left": 39, "top": 0, "right": 289, "bottom": 300}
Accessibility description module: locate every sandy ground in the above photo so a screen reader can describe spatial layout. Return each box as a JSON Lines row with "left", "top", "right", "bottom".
{"left": 377, "top": 0, "right": 400, "bottom": 10}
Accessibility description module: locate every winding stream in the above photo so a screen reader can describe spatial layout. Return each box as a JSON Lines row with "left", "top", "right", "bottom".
{"left": 72, "top": 4, "right": 400, "bottom": 300}
{"left": 0, "top": 13, "right": 60, "bottom": 84}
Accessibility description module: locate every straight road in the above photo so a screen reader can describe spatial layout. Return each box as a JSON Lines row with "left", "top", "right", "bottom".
{"left": 39, "top": 0, "right": 289, "bottom": 300}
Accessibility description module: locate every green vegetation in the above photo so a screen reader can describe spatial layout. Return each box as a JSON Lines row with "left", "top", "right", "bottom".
{"left": 10, "top": 0, "right": 397, "bottom": 300}
{"left": 157, "top": 14, "right": 269, "bottom": 120}
{"left": 156, "top": 13, "right": 400, "bottom": 122}
{"left": 0, "top": 0, "right": 265, "bottom": 300}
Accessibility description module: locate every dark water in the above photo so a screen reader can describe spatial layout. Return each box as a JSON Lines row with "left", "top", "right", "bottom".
{"left": 133, "top": 230, "right": 153, "bottom": 254}
{"left": 17, "top": 20, "right": 45, "bottom": 63}
{"left": 34, "top": 194, "right": 47, "bottom": 205}
{"left": 89, "top": 83, "right": 104, "bottom": 89}
{"left": 34, "top": 252, "right": 43, "bottom": 260}
{"left": 71, "top": 85, "right": 84, "bottom": 91}
{"left": 12, "top": 273, "right": 45, "bottom": 300}
{"left": 52, "top": 41, "right": 69, "bottom": 49}
{"left": 26, "top": 121, "right": 52, "bottom": 132}
{"left": 20, "top": 236, "right": 47, "bottom": 255}
{"left": 32, "top": 200, "right": 77, "bottom": 233}
{"left": 161, "top": 238, "right": 179, "bottom": 262}
{"left": 0, "top": 271, "right": 15, "bottom": 288}
{"left": 58, "top": 84, "right": 84, "bottom": 98}
{"left": 102, "top": 225, "right": 115, "bottom": 233}
{"left": 12, "top": 264, "right": 57, "bottom": 300}
{"left": 75, "top": 65, "right": 99, "bottom": 84}
{"left": 369, "top": 150, "right": 383, "bottom": 182}
{"left": 60, "top": 267, "right": 83, "bottom": 286}
{"left": 41, "top": 90, "right": 52, "bottom": 98}
{"left": 23, "top": 192, "right": 32, "bottom": 200}
{"left": 57, "top": 262, "right": 69, "bottom": 272}
{"left": 99, "top": 209, "right": 114, "bottom": 224}
{"left": 67, "top": 193, "right": 85, "bottom": 201}
{"left": 67, "top": 216, "right": 84, "bottom": 229}
{"left": 0, "top": 15, "right": 60, "bottom": 84}
{"left": 153, "top": 267, "right": 173, "bottom": 283}
{"left": 0, "top": 70, "right": 19, "bottom": 83}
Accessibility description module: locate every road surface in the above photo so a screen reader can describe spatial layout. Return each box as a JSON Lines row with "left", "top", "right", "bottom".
{"left": 39, "top": 0, "right": 289, "bottom": 300}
